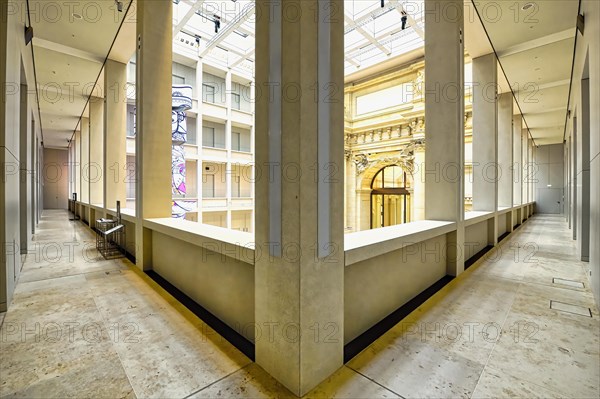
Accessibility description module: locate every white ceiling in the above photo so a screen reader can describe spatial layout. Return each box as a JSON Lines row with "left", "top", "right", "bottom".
{"left": 33, "top": 0, "right": 577, "bottom": 148}
{"left": 473, "top": 0, "right": 579, "bottom": 145}
{"left": 30, "top": 0, "right": 132, "bottom": 148}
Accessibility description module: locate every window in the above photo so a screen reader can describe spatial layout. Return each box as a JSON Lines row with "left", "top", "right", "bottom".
{"left": 203, "top": 127, "right": 215, "bottom": 147}
{"left": 232, "top": 175, "right": 241, "bottom": 197}
{"left": 371, "top": 165, "right": 411, "bottom": 229}
{"left": 173, "top": 74, "right": 185, "bottom": 85}
{"left": 231, "top": 130, "right": 250, "bottom": 152}
{"left": 232, "top": 93, "right": 241, "bottom": 110}
{"left": 126, "top": 107, "right": 136, "bottom": 137}
{"left": 202, "top": 174, "right": 215, "bottom": 198}
{"left": 232, "top": 132, "right": 241, "bottom": 151}
{"left": 186, "top": 117, "right": 197, "bottom": 144}
{"left": 203, "top": 123, "right": 225, "bottom": 149}
{"left": 203, "top": 84, "right": 215, "bottom": 103}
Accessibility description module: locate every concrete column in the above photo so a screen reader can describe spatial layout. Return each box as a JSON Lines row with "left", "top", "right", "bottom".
{"left": 80, "top": 118, "right": 89, "bottom": 204}
{"left": 104, "top": 59, "right": 128, "bottom": 210}
{"left": 531, "top": 144, "right": 536, "bottom": 206}
{"left": 195, "top": 61, "right": 203, "bottom": 224}
{"left": 528, "top": 138, "right": 534, "bottom": 204}
{"left": 225, "top": 71, "right": 232, "bottom": 229}
{"left": 19, "top": 85, "right": 32, "bottom": 252}
{"left": 30, "top": 115, "right": 36, "bottom": 234}
{"left": 424, "top": 0, "right": 465, "bottom": 275}
{"left": 89, "top": 99, "right": 104, "bottom": 206}
{"left": 75, "top": 131, "right": 81, "bottom": 201}
{"left": 522, "top": 129, "right": 528, "bottom": 216}
{"left": 412, "top": 141, "right": 426, "bottom": 221}
{"left": 472, "top": 53, "right": 498, "bottom": 216}
{"left": 577, "top": 78, "right": 591, "bottom": 259}
{"left": 346, "top": 156, "right": 357, "bottom": 230}
{"left": 498, "top": 93, "right": 513, "bottom": 208}
{"left": 357, "top": 189, "right": 371, "bottom": 231}
{"left": 255, "top": 0, "right": 344, "bottom": 395}
{"left": 135, "top": 0, "right": 173, "bottom": 270}
{"left": 513, "top": 113, "right": 523, "bottom": 206}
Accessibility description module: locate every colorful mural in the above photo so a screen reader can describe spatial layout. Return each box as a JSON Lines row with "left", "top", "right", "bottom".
{"left": 171, "top": 86, "right": 197, "bottom": 218}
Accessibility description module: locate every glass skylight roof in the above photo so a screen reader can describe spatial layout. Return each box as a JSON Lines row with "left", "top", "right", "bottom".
{"left": 172, "top": 0, "right": 424, "bottom": 76}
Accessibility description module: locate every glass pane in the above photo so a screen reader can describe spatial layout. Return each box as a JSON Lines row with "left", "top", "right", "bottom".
{"left": 173, "top": 75, "right": 185, "bottom": 84}
{"left": 232, "top": 94, "right": 241, "bottom": 110}
{"left": 372, "top": 170, "right": 383, "bottom": 189}
{"left": 232, "top": 132, "right": 241, "bottom": 151}
{"left": 202, "top": 84, "right": 215, "bottom": 103}
{"left": 371, "top": 195, "right": 383, "bottom": 228}
{"left": 202, "top": 174, "right": 214, "bottom": 197}
{"left": 202, "top": 127, "right": 215, "bottom": 147}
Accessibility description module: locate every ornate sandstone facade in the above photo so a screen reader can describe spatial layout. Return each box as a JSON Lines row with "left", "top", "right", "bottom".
{"left": 344, "top": 59, "right": 474, "bottom": 232}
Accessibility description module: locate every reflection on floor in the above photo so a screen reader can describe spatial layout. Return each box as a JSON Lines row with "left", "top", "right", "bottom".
{"left": 1, "top": 211, "right": 598, "bottom": 398}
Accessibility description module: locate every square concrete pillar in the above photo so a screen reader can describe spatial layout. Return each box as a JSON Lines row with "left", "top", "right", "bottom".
{"left": 424, "top": 0, "right": 465, "bottom": 275}
{"left": 74, "top": 130, "right": 81, "bottom": 199}
{"left": 522, "top": 129, "right": 528, "bottom": 218}
{"left": 472, "top": 53, "right": 498, "bottom": 213}
{"left": 498, "top": 93, "right": 513, "bottom": 208}
{"left": 89, "top": 99, "right": 104, "bottom": 206}
{"left": 255, "top": 1, "right": 344, "bottom": 395}
{"left": 80, "top": 117, "right": 89, "bottom": 204}
{"left": 135, "top": 0, "right": 173, "bottom": 270}
{"left": 412, "top": 143, "right": 426, "bottom": 221}
{"left": 513, "top": 113, "right": 523, "bottom": 206}
{"left": 577, "top": 78, "right": 591, "bottom": 260}
{"left": 104, "top": 59, "right": 128, "bottom": 210}
{"left": 472, "top": 53, "right": 498, "bottom": 245}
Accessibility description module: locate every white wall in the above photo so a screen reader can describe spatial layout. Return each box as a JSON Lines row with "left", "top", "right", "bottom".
{"left": 43, "top": 148, "right": 69, "bottom": 209}
{"left": 344, "top": 234, "right": 447, "bottom": 343}
{"left": 1, "top": 0, "right": 43, "bottom": 311}
{"left": 567, "top": 0, "right": 600, "bottom": 304}
{"left": 152, "top": 232, "right": 255, "bottom": 341}
{"left": 535, "top": 144, "right": 564, "bottom": 214}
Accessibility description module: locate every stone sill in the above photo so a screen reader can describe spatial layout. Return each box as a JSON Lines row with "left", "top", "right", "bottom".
{"left": 143, "top": 217, "right": 255, "bottom": 265}
{"left": 344, "top": 220, "right": 457, "bottom": 266}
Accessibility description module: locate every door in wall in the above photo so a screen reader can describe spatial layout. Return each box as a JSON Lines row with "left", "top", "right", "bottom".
{"left": 43, "top": 148, "right": 69, "bottom": 209}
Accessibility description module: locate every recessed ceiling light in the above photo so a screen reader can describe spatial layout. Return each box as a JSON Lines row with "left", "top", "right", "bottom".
{"left": 522, "top": 3, "right": 534, "bottom": 10}
{"left": 72, "top": 13, "right": 83, "bottom": 19}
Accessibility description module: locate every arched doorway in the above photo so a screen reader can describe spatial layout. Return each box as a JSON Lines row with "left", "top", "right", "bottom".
{"left": 371, "top": 165, "right": 411, "bottom": 228}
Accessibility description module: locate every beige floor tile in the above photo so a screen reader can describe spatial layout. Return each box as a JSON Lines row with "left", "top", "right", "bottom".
{"left": 471, "top": 366, "right": 564, "bottom": 398}
{"left": 86, "top": 269, "right": 251, "bottom": 398}
{"left": 188, "top": 363, "right": 296, "bottom": 399}
{"left": 347, "top": 333, "right": 485, "bottom": 398}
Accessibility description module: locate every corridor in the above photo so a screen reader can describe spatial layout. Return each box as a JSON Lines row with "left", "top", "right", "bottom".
{"left": 1, "top": 211, "right": 598, "bottom": 398}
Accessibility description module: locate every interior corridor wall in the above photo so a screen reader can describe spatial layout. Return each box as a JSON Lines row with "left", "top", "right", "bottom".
{"left": 42, "top": 148, "right": 69, "bottom": 209}
{"left": 535, "top": 144, "right": 564, "bottom": 214}
{"left": 568, "top": 0, "right": 600, "bottom": 304}
{"left": 1, "top": 0, "right": 43, "bottom": 311}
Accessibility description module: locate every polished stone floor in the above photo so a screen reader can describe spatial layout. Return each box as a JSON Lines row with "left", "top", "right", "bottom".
{"left": 1, "top": 210, "right": 598, "bottom": 398}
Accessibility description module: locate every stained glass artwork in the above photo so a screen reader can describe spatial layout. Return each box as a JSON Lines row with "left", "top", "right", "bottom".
{"left": 171, "top": 85, "right": 193, "bottom": 217}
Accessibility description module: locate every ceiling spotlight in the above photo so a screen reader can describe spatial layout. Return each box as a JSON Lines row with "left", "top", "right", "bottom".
{"left": 115, "top": 0, "right": 123, "bottom": 12}
{"left": 401, "top": 11, "right": 408, "bottom": 30}
{"left": 522, "top": 3, "right": 534, "bottom": 10}
{"left": 214, "top": 15, "right": 221, "bottom": 33}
